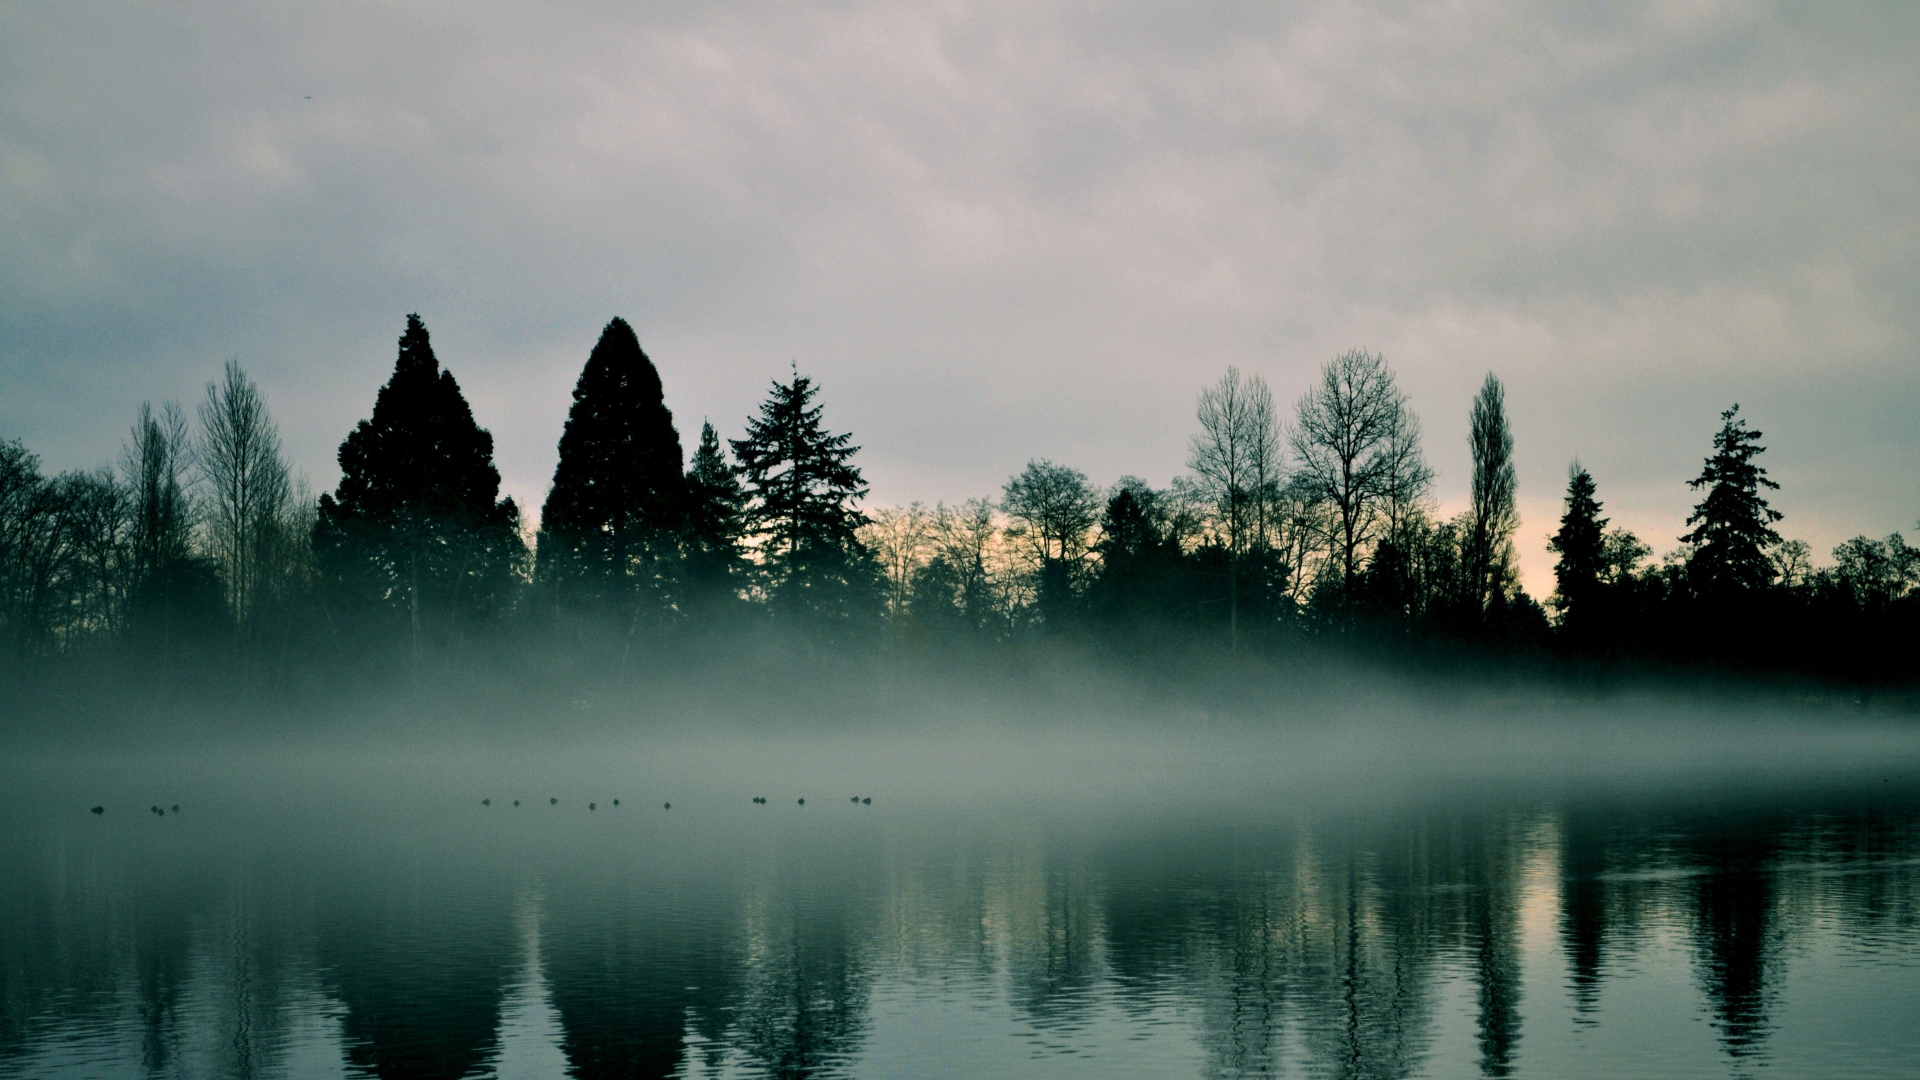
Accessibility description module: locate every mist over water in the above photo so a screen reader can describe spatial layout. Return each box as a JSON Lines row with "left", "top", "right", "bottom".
{"left": 5, "top": 674, "right": 1920, "bottom": 1079}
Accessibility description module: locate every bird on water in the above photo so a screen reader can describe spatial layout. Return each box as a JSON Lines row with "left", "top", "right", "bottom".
{"left": 482, "top": 798, "right": 491, "bottom": 806}
{"left": 550, "top": 797, "right": 558, "bottom": 805}
{"left": 90, "top": 806, "right": 103, "bottom": 815}
{"left": 664, "top": 802, "right": 671, "bottom": 810}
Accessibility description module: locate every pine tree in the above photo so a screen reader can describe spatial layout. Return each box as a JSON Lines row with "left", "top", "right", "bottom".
{"left": 1547, "top": 463, "right": 1607, "bottom": 633}
{"left": 729, "top": 370, "right": 872, "bottom": 620}
{"left": 316, "top": 314, "right": 523, "bottom": 660}
{"left": 683, "top": 421, "right": 746, "bottom": 597}
{"left": 1091, "top": 479, "right": 1183, "bottom": 626}
{"left": 537, "top": 318, "right": 685, "bottom": 613}
{"left": 1682, "top": 405, "right": 1783, "bottom": 595}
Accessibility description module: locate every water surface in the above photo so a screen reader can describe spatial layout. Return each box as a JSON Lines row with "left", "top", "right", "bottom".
{"left": 3, "top": 710, "right": 1918, "bottom": 1078}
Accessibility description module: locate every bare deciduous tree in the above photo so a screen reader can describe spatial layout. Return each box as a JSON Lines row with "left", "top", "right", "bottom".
{"left": 860, "top": 502, "right": 933, "bottom": 627}
{"left": 1002, "top": 460, "right": 1100, "bottom": 566}
{"left": 1769, "top": 538, "right": 1813, "bottom": 590}
{"left": 200, "top": 361, "right": 292, "bottom": 631}
{"left": 1288, "top": 349, "right": 1409, "bottom": 594}
{"left": 1377, "top": 399, "right": 1434, "bottom": 549}
{"left": 1002, "top": 460, "right": 1100, "bottom": 620}
{"left": 57, "top": 468, "right": 132, "bottom": 639}
{"left": 931, "top": 498, "right": 998, "bottom": 628}
{"left": 1189, "top": 366, "right": 1281, "bottom": 647}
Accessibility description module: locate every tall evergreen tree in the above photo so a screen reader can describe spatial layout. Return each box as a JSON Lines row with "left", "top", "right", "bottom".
{"left": 537, "top": 318, "right": 685, "bottom": 616}
{"left": 316, "top": 314, "right": 523, "bottom": 662}
{"left": 1091, "top": 479, "right": 1186, "bottom": 628}
{"left": 1682, "top": 405, "right": 1782, "bottom": 595}
{"left": 683, "top": 421, "right": 747, "bottom": 600}
{"left": 1547, "top": 463, "right": 1607, "bottom": 636}
{"left": 729, "top": 370, "right": 872, "bottom": 621}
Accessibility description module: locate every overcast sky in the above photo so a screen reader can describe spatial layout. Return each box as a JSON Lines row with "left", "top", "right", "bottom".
{"left": 3, "top": 1, "right": 1916, "bottom": 593}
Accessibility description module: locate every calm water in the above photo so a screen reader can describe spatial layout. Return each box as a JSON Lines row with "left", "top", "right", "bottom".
{"left": 3, "top": 714, "right": 1919, "bottom": 1079}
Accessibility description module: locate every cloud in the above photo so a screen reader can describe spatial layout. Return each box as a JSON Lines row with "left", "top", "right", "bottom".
{"left": 2, "top": 1, "right": 1915, "bottom": 596}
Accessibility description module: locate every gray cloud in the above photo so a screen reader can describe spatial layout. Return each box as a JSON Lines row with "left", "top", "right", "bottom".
{"left": 3, "top": 1, "right": 1916, "bottom": 592}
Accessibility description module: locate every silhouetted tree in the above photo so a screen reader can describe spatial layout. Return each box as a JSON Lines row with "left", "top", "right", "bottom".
{"left": 906, "top": 553, "right": 965, "bottom": 634}
{"left": 730, "top": 369, "right": 874, "bottom": 625}
{"left": 1827, "top": 533, "right": 1915, "bottom": 609}
{"left": 1548, "top": 463, "right": 1607, "bottom": 643}
{"left": 1378, "top": 399, "right": 1435, "bottom": 546}
{"left": 1682, "top": 405, "right": 1782, "bottom": 596}
{"left": 1805, "top": 531, "right": 1920, "bottom": 690}
{"left": 1465, "top": 374, "right": 1519, "bottom": 624}
{"left": 537, "top": 318, "right": 685, "bottom": 628}
{"left": 315, "top": 315, "right": 524, "bottom": 667}
{"left": 123, "top": 403, "right": 196, "bottom": 597}
{"left": 683, "top": 420, "right": 747, "bottom": 605}
{"left": 53, "top": 468, "right": 133, "bottom": 642}
{"left": 121, "top": 402, "right": 224, "bottom": 649}
{"left": 1290, "top": 348, "right": 1412, "bottom": 600}
{"left": 1090, "top": 478, "right": 1188, "bottom": 629}
{"left": 198, "top": 361, "right": 293, "bottom": 637}
{"left": 1190, "top": 368, "right": 1278, "bottom": 648}
{"left": 1002, "top": 459, "right": 1100, "bottom": 627}
{"left": 0, "top": 442, "right": 69, "bottom": 655}
{"left": 927, "top": 499, "right": 998, "bottom": 632}
{"left": 863, "top": 502, "right": 932, "bottom": 629}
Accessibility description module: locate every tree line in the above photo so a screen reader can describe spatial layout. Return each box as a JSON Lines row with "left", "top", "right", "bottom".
{"left": 2, "top": 315, "right": 1914, "bottom": 692}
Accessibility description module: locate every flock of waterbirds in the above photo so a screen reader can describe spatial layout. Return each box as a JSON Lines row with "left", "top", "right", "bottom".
{"left": 86, "top": 795, "right": 874, "bottom": 816}
{"left": 477, "top": 795, "right": 875, "bottom": 809}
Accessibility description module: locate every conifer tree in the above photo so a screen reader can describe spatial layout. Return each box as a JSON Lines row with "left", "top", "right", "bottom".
{"left": 316, "top": 314, "right": 522, "bottom": 661}
{"left": 683, "top": 421, "right": 747, "bottom": 597}
{"left": 1682, "top": 405, "right": 1782, "bottom": 595}
{"left": 1091, "top": 479, "right": 1184, "bottom": 626}
{"left": 729, "top": 370, "right": 872, "bottom": 620}
{"left": 537, "top": 318, "right": 685, "bottom": 614}
{"left": 1547, "top": 463, "right": 1607, "bottom": 633}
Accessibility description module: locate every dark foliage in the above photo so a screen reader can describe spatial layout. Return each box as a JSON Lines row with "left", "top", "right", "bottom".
{"left": 729, "top": 370, "right": 875, "bottom": 627}
{"left": 2, "top": 322, "right": 1916, "bottom": 702}
{"left": 1548, "top": 465, "right": 1608, "bottom": 646}
{"left": 1089, "top": 482, "right": 1191, "bottom": 628}
{"left": 683, "top": 421, "right": 747, "bottom": 605}
{"left": 1683, "top": 405, "right": 1783, "bottom": 597}
{"left": 315, "top": 315, "right": 523, "bottom": 661}
{"left": 537, "top": 317, "right": 686, "bottom": 619}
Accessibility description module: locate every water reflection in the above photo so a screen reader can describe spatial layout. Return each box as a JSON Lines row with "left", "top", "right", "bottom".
{"left": 3, "top": 787, "right": 1919, "bottom": 1078}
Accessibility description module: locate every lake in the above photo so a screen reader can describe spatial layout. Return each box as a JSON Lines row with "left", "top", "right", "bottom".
{"left": 3, "top": 704, "right": 1918, "bottom": 1078}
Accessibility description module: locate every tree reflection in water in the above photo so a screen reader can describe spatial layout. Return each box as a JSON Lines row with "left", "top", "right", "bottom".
{"left": 2, "top": 789, "right": 1918, "bottom": 1078}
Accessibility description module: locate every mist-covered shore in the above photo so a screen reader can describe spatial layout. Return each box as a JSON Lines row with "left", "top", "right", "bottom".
{"left": 5, "top": 315, "right": 1916, "bottom": 732}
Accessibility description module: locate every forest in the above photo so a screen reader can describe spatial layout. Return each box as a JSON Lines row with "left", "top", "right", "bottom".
{"left": 1, "top": 314, "right": 1915, "bottom": 704}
